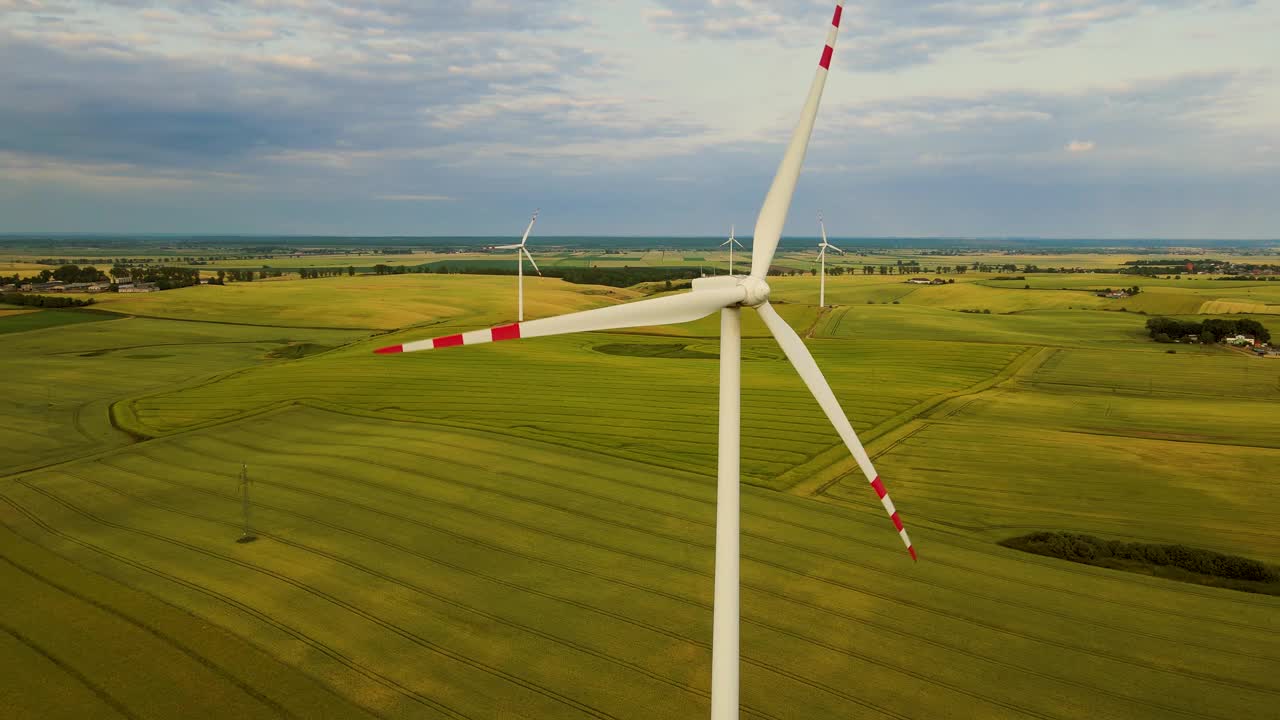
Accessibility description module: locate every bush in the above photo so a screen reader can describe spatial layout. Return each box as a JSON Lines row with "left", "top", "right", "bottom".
{"left": 1, "top": 293, "right": 95, "bottom": 308}
{"left": 1000, "top": 531, "right": 1277, "bottom": 591}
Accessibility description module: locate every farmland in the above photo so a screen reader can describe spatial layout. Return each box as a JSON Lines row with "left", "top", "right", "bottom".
{"left": 3, "top": 263, "right": 1279, "bottom": 719}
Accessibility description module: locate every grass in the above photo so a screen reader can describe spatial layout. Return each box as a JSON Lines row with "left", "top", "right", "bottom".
{"left": 69, "top": 274, "right": 640, "bottom": 330}
{"left": 3, "top": 268, "right": 1279, "bottom": 719}
{"left": 0, "top": 316, "right": 367, "bottom": 474}
{"left": 5, "top": 407, "right": 1278, "bottom": 719}
{"left": 118, "top": 332, "right": 1023, "bottom": 486}
{"left": 0, "top": 307, "right": 115, "bottom": 335}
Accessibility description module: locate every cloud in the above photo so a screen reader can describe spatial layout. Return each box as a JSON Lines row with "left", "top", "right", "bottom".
{"left": 644, "top": 0, "right": 1257, "bottom": 69}
{"left": 0, "top": 2, "right": 1274, "bottom": 237}
{"left": 811, "top": 72, "right": 1270, "bottom": 180}
{"left": 377, "top": 194, "right": 454, "bottom": 201}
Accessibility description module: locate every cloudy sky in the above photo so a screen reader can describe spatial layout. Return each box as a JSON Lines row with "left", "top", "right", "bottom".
{"left": 1, "top": 0, "right": 1277, "bottom": 238}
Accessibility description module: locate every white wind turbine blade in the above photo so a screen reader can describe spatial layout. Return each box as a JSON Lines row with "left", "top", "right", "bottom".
{"left": 522, "top": 246, "right": 542, "bottom": 276}
{"left": 374, "top": 285, "right": 745, "bottom": 354}
{"left": 519, "top": 209, "right": 539, "bottom": 247}
{"left": 826, "top": 242, "right": 846, "bottom": 254}
{"left": 819, "top": 211, "right": 827, "bottom": 247}
{"left": 749, "top": 3, "right": 844, "bottom": 279}
{"left": 493, "top": 244, "right": 522, "bottom": 250}
{"left": 756, "top": 301, "right": 916, "bottom": 560}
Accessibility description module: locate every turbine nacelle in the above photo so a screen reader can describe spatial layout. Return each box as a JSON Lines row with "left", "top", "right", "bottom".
{"left": 691, "top": 275, "right": 771, "bottom": 307}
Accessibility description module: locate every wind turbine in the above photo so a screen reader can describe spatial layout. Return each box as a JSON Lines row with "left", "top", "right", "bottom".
{"left": 720, "top": 225, "right": 744, "bottom": 275}
{"left": 493, "top": 210, "right": 541, "bottom": 321}
{"left": 375, "top": 4, "right": 913, "bottom": 717}
{"left": 817, "top": 211, "right": 845, "bottom": 307}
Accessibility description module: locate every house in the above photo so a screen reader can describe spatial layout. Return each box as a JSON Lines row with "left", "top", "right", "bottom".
{"left": 23, "top": 281, "right": 64, "bottom": 292}
{"left": 907, "top": 278, "right": 932, "bottom": 285}
{"left": 1226, "top": 335, "right": 1256, "bottom": 347}
{"left": 118, "top": 282, "right": 159, "bottom": 293}
{"left": 52, "top": 282, "right": 96, "bottom": 292}
{"left": 931, "top": 278, "right": 946, "bottom": 285}
{"left": 86, "top": 282, "right": 111, "bottom": 293}
{"left": 0, "top": 283, "right": 15, "bottom": 293}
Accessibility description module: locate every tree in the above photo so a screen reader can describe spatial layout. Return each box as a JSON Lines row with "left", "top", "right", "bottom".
{"left": 1201, "top": 330, "right": 1216, "bottom": 344}
{"left": 348, "top": 266, "right": 355, "bottom": 277}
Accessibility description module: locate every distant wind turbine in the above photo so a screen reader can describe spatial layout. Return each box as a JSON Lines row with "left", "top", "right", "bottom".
{"left": 376, "top": 5, "right": 912, "bottom": 718}
{"left": 720, "top": 225, "right": 744, "bottom": 275}
{"left": 494, "top": 210, "right": 541, "bottom": 322}
{"left": 817, "top": 211, "right": 845, "bottom": 307}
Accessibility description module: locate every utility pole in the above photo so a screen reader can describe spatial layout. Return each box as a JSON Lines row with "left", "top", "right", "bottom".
{"left": 237, "top": 463, "right": 256, "bottom": 544}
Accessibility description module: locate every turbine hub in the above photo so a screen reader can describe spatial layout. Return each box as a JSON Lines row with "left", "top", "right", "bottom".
{"left": 739, "top": 276, "right": 771, "bottom": 307}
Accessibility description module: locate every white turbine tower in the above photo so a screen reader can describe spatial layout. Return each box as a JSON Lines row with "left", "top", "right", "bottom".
{"left": 817, "top": 211, "right": 845, "bottom": 307}
{"left": 376, "top": 4, "right": 913, "bottom": 717}
{"left": 493, "top": 210, "right": 541, "bottom": 321}
{"left": 720, "top": 225, "right": 744, "bottom": 275}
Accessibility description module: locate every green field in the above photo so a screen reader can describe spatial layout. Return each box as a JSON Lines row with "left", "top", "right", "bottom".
{"left": 0, "top": 308, "right": 115, "bottom": 335}
{"left": 2, "top": 263, "right": 1278, "bottom": 719}
{"left": 64, "top": 274, "right": 642, "bottom": 331}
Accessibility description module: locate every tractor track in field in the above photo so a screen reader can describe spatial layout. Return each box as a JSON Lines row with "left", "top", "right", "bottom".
{"left": 0, "top": 554, "right": 297, "bottom": 719}
{"left": 143, "top": 399, "right": 1279, "bottom": 619}
{"left": 93, "top": 449, "right": 1209, "bottom": 720}
{"left": 175, "top": 431, "right": 1280, "bottom": 704}
{"left": 52, "top": 470, "right": 754, "bottom": 719}
{"left": 0, "top": 620, "right": 141, "bottom": 719}
{"left": 779, "top": 345, "right": 1050, "bottom": 497}
{"left": 0, "top": 495, "right": 458, "bottom": 720}
{"left": 18, "top": 471, "right": 906, "bottom": 720}
{"left": 224, "top": 422, "right": 1280, "bottom": 637}
{"left": 90, "top": 309, "right": 381, "bottom": 333}
{"left": 13, "top": 478, "right": 627, "bottom": 720}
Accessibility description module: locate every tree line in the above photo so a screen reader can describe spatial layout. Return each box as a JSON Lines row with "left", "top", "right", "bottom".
{"left": 1146, "top": 316, "right": 1271, "bottom": 344}
{"left": 1000, "top": 531, "right": 1276, "bottom": 593}
{"left": 1, "top": 293, "right": 96, "bottom": 308}
{"left": 300, "top": 267, "right": 355, "bottom": 278}
{"left": 2, "top": 264, "right": 108, "bottom": 286}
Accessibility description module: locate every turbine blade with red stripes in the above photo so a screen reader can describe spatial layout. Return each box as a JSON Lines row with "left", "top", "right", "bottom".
{"left": 519, "top": 209, "right": 539, "bottom": 245}
{"left": 374, "top": 285, "right": 746, "bottom": 355}
{"left": 749, "top": 1, "right": 844, "bottom": 280}
{"left": 756, "top": 301, "right": 916, "bottom": 560}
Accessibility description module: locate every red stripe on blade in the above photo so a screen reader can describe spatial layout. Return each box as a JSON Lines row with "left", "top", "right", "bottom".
{"left": 373, "top": 344, "right": 403, "bottom": 354}
{"left": 890, "top": 512, "right": 904, "bottom": 531}
{"left": 870, "top": 477, "right": 887, "bottom": 499}
{"left": 432, "top": 334, "right": 464, "bottom": 349}
{"left": 832, "top": 5, "right": 842, "bottom": 28}
{"left": 819, "top": 45, "right": 833, "bottom": 69}
{"left": 909, "top": 546, "right": 918, "bottom": 562}
{"left": 491, "top": 323, "right": 521, "bottom": 342}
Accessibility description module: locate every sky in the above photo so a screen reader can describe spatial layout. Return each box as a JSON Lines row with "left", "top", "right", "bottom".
{"left": 1, "top": 0, "right": 1277, "bottom": 238}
